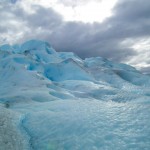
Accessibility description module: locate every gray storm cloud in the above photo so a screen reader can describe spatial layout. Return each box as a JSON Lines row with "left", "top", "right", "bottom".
{"left": 0, "top": 0, "right": 150, "bottom": 73}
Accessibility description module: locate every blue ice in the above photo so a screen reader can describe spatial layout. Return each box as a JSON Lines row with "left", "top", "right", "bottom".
{"left": 0, "top": 40, "right": 150, "bottom": 150}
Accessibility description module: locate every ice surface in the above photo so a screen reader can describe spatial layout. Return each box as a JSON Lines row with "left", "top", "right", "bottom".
{"left": 0, "top": 40, "right": 150, "bottom": 150}
{"left": 44, "top": 59, "right": 93, "bottom": 81}
{"left": 0, "top": 104, "right": 30, "bottom": 150}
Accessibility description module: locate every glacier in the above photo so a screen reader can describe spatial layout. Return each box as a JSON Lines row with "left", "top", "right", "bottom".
{"left": 0, "top": 40, "right": 150, "bottom": 150}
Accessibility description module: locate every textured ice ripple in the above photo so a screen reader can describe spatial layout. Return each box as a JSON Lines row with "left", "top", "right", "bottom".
{"left": 12, "top": 99, "right": 150, "bottom": 150}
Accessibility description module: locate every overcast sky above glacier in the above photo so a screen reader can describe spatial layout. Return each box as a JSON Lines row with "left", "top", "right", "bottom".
{"left": 0, "top": 0, "right": 150, "bottom": 72}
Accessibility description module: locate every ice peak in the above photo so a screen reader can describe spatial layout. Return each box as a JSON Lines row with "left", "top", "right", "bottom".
{"left": 20, "top": 39, "right": 51, "bottom": 52}
{"left": 0, "top": 39, "right": 56, "bottom": 54}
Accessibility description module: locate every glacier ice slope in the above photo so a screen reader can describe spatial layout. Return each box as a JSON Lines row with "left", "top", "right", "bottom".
{"left": 0, "top": 40, "right": 150, "bottom": 150}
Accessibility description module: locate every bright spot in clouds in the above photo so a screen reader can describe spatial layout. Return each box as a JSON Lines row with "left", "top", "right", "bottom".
{"left": 54, "top": 0, "right": 118, "bottom": 23}
{"left": 26, "top": 0, "right": 118, "bottom": 23}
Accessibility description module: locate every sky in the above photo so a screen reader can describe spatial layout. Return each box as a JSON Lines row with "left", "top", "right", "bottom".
{"left": 0, "top": 0, "right": 150, "bottom": 73}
